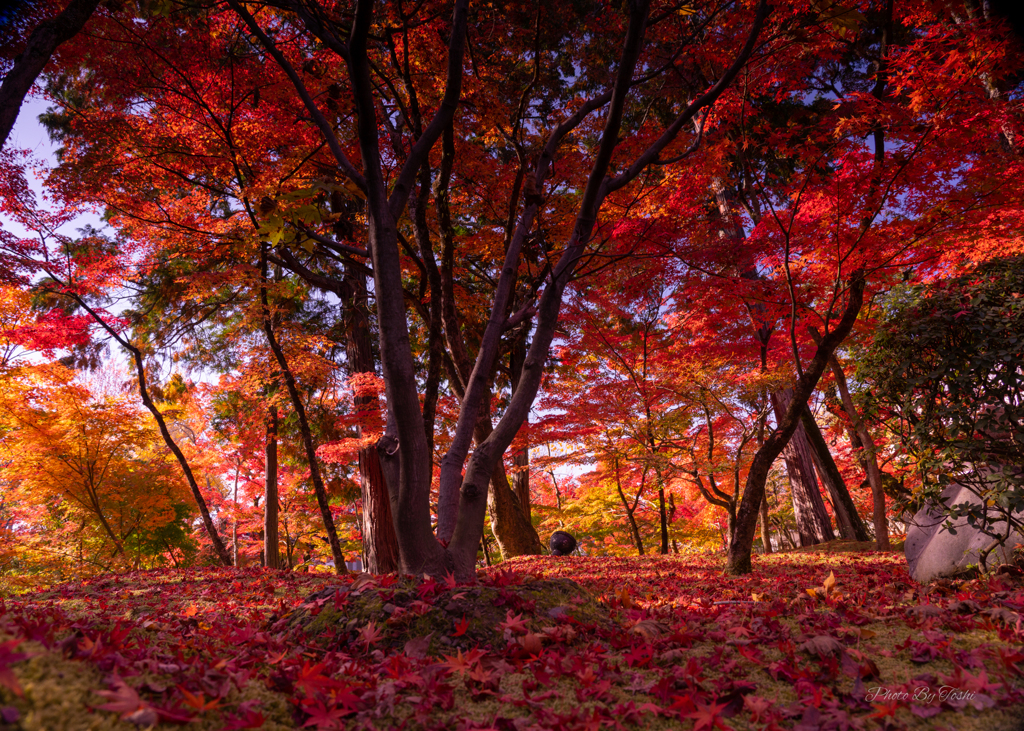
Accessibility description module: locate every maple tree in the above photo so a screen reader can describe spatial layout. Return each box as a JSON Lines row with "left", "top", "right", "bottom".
{"left": 13, "top": 0, "right": 774, "bottom": 578}
{"left": 643, "top": 0, "right": 1024, "bottom": 574}
{"left": 232, "top": 0, "right": 771, "bottom": 579}
{"left": 0, "top": 364, "right": 196, "bottom": 576}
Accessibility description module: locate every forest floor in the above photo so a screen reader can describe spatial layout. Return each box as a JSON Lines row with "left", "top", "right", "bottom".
{"left": 0, "top": 547, "right": 1022, "bottom": 730}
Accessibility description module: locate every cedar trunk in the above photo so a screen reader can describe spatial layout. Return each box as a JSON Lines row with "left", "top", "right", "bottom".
{"left": 773, "top": 391, "right": 834, "bottom": 545}
{"left": 826, "top": 352, "right": 891, "bottom": 550}
{"left": 343, "top": 264, "right": 400, "bottom": 574}
{"left": 799, "top": 404, "right": 870, "bottom": 541}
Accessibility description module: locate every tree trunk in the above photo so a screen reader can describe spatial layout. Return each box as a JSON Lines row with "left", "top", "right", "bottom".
{"left": 759, "top": 497, "right": 772, "bottom": 554}
{"left": 341, "top": 262, "right": 400, "bottom": 574}
{"left": 773, "top": 391, "right": 833, "bottom": 545}
{"left": 812, "top": 330, "right": 891, "bottom": 550}
{"left": 657, "top": 484, "right": 669, "bottom": 554}
{"left": 486, "top": 458, "right": 542, "bottom": 560}
{"left": 727, "top": 274, "right": 865, "bottom": 574}
{"left": 232, "top": 471, "right": 239, "bottom": 566}
{"left": 614, "top": 460, "right": 644, "bottom": 555}
{"left": 831, "top": 366, "right": 890, "bottom": 550}
{"left": 260, "top": 263, "right": 346, "bottom": 574}
{"left": 0, "top": 0, "right": 100, "bottom": 148}
{"left": 265, "top": 406, "right": 280, "bottom": 569}
{"left": 799, "top": 404, "right": 870, "bottom": 541}
{"left": 512, "top": 449, "right": 530, "bottom": 520}
{"left": 126, "top": 344, "right": 231, "bottom": 566}
{"left": 264, "top": 328, "right": 347, "bottom": 573}
{"left": 359, "top": 444, "right": 398, "bottom": 573}
{"left": 475, "top": 401, "right": 542, "bottom": 559}
{"left": 509, "top": 336, "right": 532, "bottom": 521}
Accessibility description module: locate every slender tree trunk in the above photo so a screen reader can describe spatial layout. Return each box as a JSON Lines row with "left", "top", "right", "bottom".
{"left": 481, "top": 527, "right": 492, "bottom": 566}
{"left": 260, "top": 255, "right": 346, "bottom": 574}
{"left": 657, "top": 483, "right": 669, "bottom": 554}
{"left": 263, "top": 328, "right": 346, "bottom": 573}
{"left": 759, "top": 497, "right": 772, "bottom": 554}
{"left": 232, "top": 470, "right": 239, "bottom": 566}
{"left": 799, "top": 404, "right": 870, "bottom": 541}
{"left": 122, "top": 344, "right": 231, "bottom": 566}
{"left": 613, "top": 459, "right": 644, "bottom": 555}
{"left": 727, "top": 274, "right": 865, "bottom": 574}
{"left": 265, "top": 406, "right": 280, "bottom": 569}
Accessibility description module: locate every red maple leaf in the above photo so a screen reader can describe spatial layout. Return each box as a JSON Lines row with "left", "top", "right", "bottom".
{"left": 0, "top": 640, "right": 27, "bottom": 697}
{"left": 499, "top": 610, "right": 527, "bottom": 635}
{"left": 687, "top": 701, "right": 731, "bottom": 731}
{"left": 179, "top": 688, "right": 221, "bottom": 713}
{"left": 452, "top": 615, "right": 469, "bottom": 637}
{"left": 358, "top": 621, "right": 382, "bottom": 647}
{"left": 301, "top": 699, "right": 347, "bottom": 730}
{"left": 95, "top": 678, "right": 152, "bottom": 721}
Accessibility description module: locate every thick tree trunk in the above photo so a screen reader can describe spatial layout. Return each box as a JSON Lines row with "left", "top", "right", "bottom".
{"left": 773, "top": 391, "right": 833, "bottom": 545}
{"left": 487, "top": 460, "right": 542, "bottom": 559}
{"left": 265, "top": 406, "right": 280, "bottom": 569}
{"left": 0, "top": 0, "right": 100, "bottom": 148}
{"left": 509, "top": 337, "right": 532, "bottom": 521}
{"left": 359, "top": 445, "right": 399, "bottom": 573}
{"left": 799, "top": 404, "right": 870, "bottom": 541}
{"left": 342, "top": 263, "right": 400, "bottom": 574}
{"left": 512, "top": 449, "right": 530, "bottom": 520}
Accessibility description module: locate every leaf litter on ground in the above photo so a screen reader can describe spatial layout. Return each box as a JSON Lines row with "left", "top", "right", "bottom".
{"left": 0, "top": 549, "right": 1021, "bottom": 730}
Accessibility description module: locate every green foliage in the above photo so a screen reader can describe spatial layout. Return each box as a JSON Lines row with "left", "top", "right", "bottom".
{"left": 861, "top": 256, "right": 1024, "bottom": 566}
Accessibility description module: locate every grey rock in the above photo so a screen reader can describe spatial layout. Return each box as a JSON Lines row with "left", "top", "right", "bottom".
{"left": 905, "top": 483, "right": 1024, "bottom": 583}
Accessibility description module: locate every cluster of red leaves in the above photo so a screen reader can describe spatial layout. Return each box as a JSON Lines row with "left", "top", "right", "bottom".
{"left": 0, "top": 553, "right": 1021, "bottom": 730}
